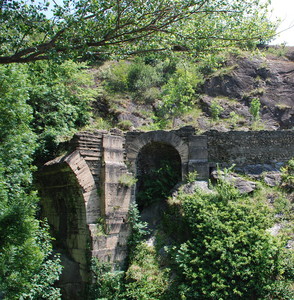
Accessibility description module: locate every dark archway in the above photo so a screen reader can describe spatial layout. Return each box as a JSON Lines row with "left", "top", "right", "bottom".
{"left": 136, "top": 142, "right": 182, "bottom": 212}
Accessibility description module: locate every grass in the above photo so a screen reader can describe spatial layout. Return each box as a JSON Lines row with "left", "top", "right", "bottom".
{"left": 250, "top": 120, "right": 266, "bottom": 130}
{"left": 86, "top": 116, "right": 113, "bottom": 130}
{"left": 275, "top": 103, "right": 292, "bottom": 110}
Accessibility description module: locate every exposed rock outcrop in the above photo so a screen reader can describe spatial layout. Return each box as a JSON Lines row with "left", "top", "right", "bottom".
{"left": 202, "top": 52, "right": 294, "bottom": 129}
{"left": 211, "top": 170, "right": 257, "bottom": 194}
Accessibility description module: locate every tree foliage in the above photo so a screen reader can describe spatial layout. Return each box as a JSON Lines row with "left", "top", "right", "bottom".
{"left": 0, "top": 64, "right": 62, "bottom": 299}
{"left": 0, "top": 0, "right": 276, "bottom": 64}
{"left": 250, "top": 97, "right": 261, "bottom": 121}
{"left": 89, "top": 259, "right": 125, "bottom": 300}
{"left": 0, "top": 59, "right": 94, "bottom": 298}
{"left": 160, "top": 63, "right": 203, "bottom": 120}
{"left": 27, "top": 60, "right": 94, "bottom": 161}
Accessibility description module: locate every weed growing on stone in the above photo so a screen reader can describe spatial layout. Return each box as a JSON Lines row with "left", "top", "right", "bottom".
{"left": 118, "top": 173, "right": 137, "bottom": 187}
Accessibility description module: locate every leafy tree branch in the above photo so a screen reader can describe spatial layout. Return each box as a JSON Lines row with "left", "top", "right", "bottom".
{"left": 0, "top": 0, "right": 276, "bottom": 64}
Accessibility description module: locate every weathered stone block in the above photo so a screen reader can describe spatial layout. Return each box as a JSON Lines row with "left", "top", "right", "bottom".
{"left": 188, "top": 160, "right": 209, "bottom": 180}
{"left": 91, "top": 234, "right": 107, "bottom": 249}
{"left": 105, "top": 219, "right": 125, "bottom": 234}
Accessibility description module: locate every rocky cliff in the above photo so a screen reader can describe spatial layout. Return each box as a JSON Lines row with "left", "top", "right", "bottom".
{"left": 201, "top": 47, "right": 294, "bottom": 130}
{"left": 91, "top": 47, "right": 294, "bottom": 132}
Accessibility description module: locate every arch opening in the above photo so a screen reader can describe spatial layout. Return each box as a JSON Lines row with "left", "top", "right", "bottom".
{"left": 136, "top": 142, "right": 182, "bottom": 214}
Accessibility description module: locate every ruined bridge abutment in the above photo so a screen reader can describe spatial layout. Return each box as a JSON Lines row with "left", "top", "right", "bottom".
{"left": 38, "top": 127, "right": 293, "bottom": 298}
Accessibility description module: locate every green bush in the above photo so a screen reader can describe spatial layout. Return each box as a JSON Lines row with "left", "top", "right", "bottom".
{"left": 117, "top": 120, "right": 133, "bottom": 131}
{"left": 89, "top": 259, "right": 125, "bottom": 300}
{"left": 197, "top": 52, "right": 227, "bottom": 76}
{"left": 171, "top": 178, "right": 293, "bottom": 299}
{"left": 105, "top": 59, "right": 164, "bottom": 97}
{"left": 141, "top": 87, "right": 161, "bottom": 103}
{"left": 0, "top": 64, "right": 62, "bottom": 299}
{"left": 281, "top": 158, "right": 294, "bottom": 191}
{"left": 249, "top": 97, "right": 261, "bottom": 121}
{"left": 228, "top": 111, "right": 239, "bottom": 128}
{"left": 160, "top": 63, "right": 203, "bottom": 121}
{"left": 105, "top": 61, "right": 131, "bottom": 92}
{"left": 136, "top": 160, "right": 180, "bottom": 210}
{"left": 28, "top": 60, "right": 94, "bottom": 161}
{"left": 210, "top": 100, "right": 224, "bottom": 121}
{"left": 127, "top": 203, "right": 149, "bottom": 250}
{"left": 185, "top": 171, "right": 198, "bottom": 183}
{"left": 127, "top": 60, "right": 161, "bottom": 93}
{"left": 118, "top": 173, "right": 137, "bottom": 187}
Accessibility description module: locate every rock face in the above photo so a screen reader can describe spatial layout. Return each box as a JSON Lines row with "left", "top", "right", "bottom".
{"left": 172, "top": 181, "right": 212, "bottom": 198}
{"left": 211, "top": 170, "right": 257, "bottom": 194}
{"left": 38, "top": 127, "right": 294, "bottom": 299}
{"left": 263, "top": 172, "right": 282, "bottom": 187}
{"left": 203, "top": 52, "right": 294, "bottom": 129}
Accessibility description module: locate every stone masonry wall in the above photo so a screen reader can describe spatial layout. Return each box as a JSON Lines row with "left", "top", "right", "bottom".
{"left": 206, "top": 130, "right": 294, "bottom": 171}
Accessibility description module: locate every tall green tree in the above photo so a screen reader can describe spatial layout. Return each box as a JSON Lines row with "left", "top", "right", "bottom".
{"left": 0, "top": 64, "right": 62, "bottom": 299}
{"left": 0, "top": 0, "right": 276, "bottom": 64}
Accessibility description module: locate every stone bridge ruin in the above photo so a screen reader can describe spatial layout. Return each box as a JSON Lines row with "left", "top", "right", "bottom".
{"left": 38, "top": 127, "right": 294, "bottom": 298}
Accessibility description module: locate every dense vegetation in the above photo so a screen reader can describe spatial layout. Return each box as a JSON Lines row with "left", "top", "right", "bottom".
{"left": 0, "top": 61, "right": 94, "bottom": 298}
{"left": 0, "top": 64, "right": 61, "bottom": 298}
{"left": 89, "top": 168, "right": 294, "bottom": 300}
{"left": 0, "top": 0, "right": 293, "bottom": 299}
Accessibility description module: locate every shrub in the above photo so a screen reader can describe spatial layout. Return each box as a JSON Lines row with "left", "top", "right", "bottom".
{"left": 28, "top": 60, "right": 94, "bottom": 161}
{"left": 160, "top": 64, "right": 203, "bottom": 121}
{"left": 118, "top": 120, "right": 133, "bottom": 131}
{"left": 0, "top": 64, "right": 62, "bottom": 299}
{"left": 105, "top": 61, "right": 131, "bottom": 92}
{"left": 136, "top": 160, "right": 180, "bottom": 210}
{"left": 127, "top": 203, "right": 149, "bottom": 250}
{"left": 172, "top": 178, "right": 293, "bottom": 299}
{"left": 229, "top": 111, "right": 239, "bottom": 128}
{"left": 210, "top": 100, "right": 224, "bottom": 120}
{"left": 281, "top": 158, "right": 294, "bottom": 191}
{"left": 127, "top": 60, "right": 161, "bottom": 93}
{"left": 249, "top": 97, "right": 261, "bottom": 121}
{"left": 89, "top": 259, "right": 125, "bottom": 300}
{"left": 185, "top": 171, "right": 198, "bottom": 183}
{"left": 118, "top": 173, "right": 137, "bottom": 187}
{"left": 141, "top": 87, "right": 161, "bottom": 103}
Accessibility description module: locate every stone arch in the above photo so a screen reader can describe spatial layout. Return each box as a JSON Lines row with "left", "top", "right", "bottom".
{"left": 64, "top": 151, "right": 100, "bottom": 225}
{"left": 135, "top": 141, "right": 182, "bottom": 211}
{"left": 39, "top": 151, "right": 100, "bottom": 299}
{"left": 126, "top": 130, "right": 189, "bottom": 180}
